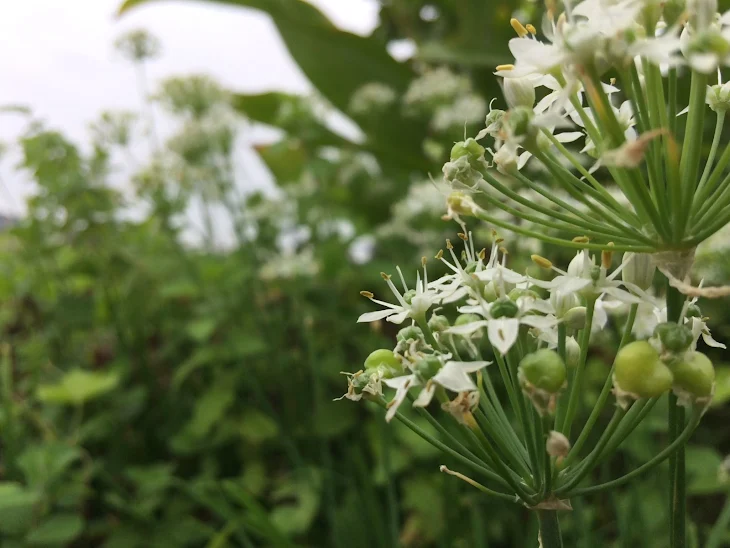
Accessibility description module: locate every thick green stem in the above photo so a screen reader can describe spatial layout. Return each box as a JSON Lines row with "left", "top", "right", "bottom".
{"left": 666, "top": 279, "right": 686, "bottom": 548}
{"left": 537, "top": 510, "right": 564, "bottom": 548}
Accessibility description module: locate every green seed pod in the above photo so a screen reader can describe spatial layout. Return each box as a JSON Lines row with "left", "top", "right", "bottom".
{"left": 654, "top": 322, "right": 694, "bottom": 354}
{"left": 415, "top": 355, "right": 442, "bottom": 381}
{"left": 428, "top": 314, "right": 450, "bottom": 333}
{"left": 519, "top": 350, "right": 567, "bottom": 394}
{"left": 364, "top": 349, "right": 402, "bottom": 375}
{"left": 670, "top": 352, "right": 715, "bottom": 401}
{"left": 614, "top": 341, "right": 673, "bottom": 403}
{"left": 685, "top": 304, "right": 702, "bottom": 319}
{"left": 563, "top": 306, "right": 587, "bottom": 330}
{"left": 397, "top": 326, "right": 423, "bottom": 343}
{"left": 490, "top": 298, "right": 519, "bottom": 319}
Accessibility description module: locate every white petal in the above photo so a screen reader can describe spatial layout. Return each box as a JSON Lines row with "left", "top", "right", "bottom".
{"left": 432, "top": 362, "right": 481, "bottom": 393}
{"left": 358, "top": 309, "right": 397, "bottom": 323}
{"left": 488, "top": 318, "right": 520, "bottom": 355}
{"left": 555, "top": 131, "right": 584, "bottom": 143}
{"left": 521, "top": 314, "right": 559, "bottom": 329}
{"left": 701, "top": 331, "right": 726, "bottom": 349}
{"left": 386, "top": 310, "right": 410, "bottom": 324}
{"left": 444, "top": 320, "right": 489, "bottom": 336}
{"left": 413, "top": 383, "right": 437, "bottom": 407}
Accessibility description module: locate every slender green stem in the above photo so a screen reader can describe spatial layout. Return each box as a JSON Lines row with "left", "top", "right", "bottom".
{"left": 562, "top": 303, "right": 638, "bottom": 468}
{"left": 677, "top": 71, "right": 709, "bottom": 239}
{"left": 473, "top": 408, "right": 533, "bottom": 481}
{"left": 566, "top": 408, "right": 701, "bottom": 497}
{"left": 697, "top": 113, "right": 725, "bottom": 193}
{"left": 690, "top": 142, "right": 730, "bottom": 221}
{"left": 560, "top": 298, "right": 596, "bottom": 436}
{"left": 537, "top": 510, "right": 564, "bottom": 548}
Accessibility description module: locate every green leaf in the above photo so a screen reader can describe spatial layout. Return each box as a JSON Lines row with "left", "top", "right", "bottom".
{"left": 36, "top": 369, "right": 119, "bottom": 406}
{"left": 17, "top": 444, "right": 82, "bottom": 489}
{"left": 0, "top": 483, "right": 41, "bottom": 536}
{"left": 25, "top": 513, "right": 84, "bottom": 545}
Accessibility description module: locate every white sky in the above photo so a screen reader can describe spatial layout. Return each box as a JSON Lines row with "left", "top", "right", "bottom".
{"left": 0, "top": 0, "right": 379, "bottom": 214}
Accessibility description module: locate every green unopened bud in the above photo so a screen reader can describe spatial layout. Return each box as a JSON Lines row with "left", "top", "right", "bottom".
{"left": 490, "top": 298, "right": 519, "bottom": 319}
{"left": 621, "top": 252, "right": 656, "bottom": 291}
{"left": 685, "top": 304, "right": 703, "bottom": 319}
{"left": 565, "top": 336, "right": 581, "bottom": 368}
{"left": 614, "top": 341, "right": 673, "bottom": 406}
{"left": 671, "top": 351, "right": 715, "bottom": 404}
{"left": 505, "top": 106, "right": 534, "bottom": 138}
{"left": 415, "top": 355, "right": 442, "bottom": 380}
{"left": 455, "top": 313, "right": 482, "bottom": 326}
{"left": 403, "top": 289, "right": 417, "bottom": 305}
{"left": 563, "top": 307, "right": 587, "bottom": 330}
{"left": 364, "top": 349, "right": 403, "bottom": 376}
{"left": 428, "top": 314, "right": 450, "bottom": 333}
{"left": 519, "top": 349, "right": 566, "bottom": 415}
{"left": 550, "top": 290, "right": 579, "bottom": 318}
{"left": 654, "top": 322, "right": 694, "bottom": 354}
{"left": 707, "top": 82, "right": 730, "bottom": 113}
{"left": 397, "top": 326, "right": 423, "bottom": 343}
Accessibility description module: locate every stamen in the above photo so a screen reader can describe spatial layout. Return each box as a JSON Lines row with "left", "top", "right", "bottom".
{"left": 510, "top": 18, "right": 529, "bottom": 38}
{"left": 446, "top": 239, "right": 454, "bottom": 250}
{"left": 380, "top": 272, "right": 391, "bottom": 280}
{"left": 531, "top": 255, "right": 553, "bottom": 269}
{"left": 572, "top": 236, "right": 590, "bottom": 244}
{"left": 526, "top": 23, "right": 537, "bottom": 35}
{"left": 360, "top": 290, "right": 374, "bottom": 298}
{"left": 435, "top": 249, "right": 444, "bottom": 260}
{"left": 457, "top": 232, "right": 468, "bottom": 241}
{"left": 496, "top": 64, "right": 515, "bottom": 72}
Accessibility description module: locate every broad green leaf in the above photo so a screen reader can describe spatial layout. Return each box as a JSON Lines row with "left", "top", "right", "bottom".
{"left": 36, "top": 369, "right": 119, "bottom": 406}
{"left": 0, "top": 483, "right": 41, "bottom": 536}
{"left": 25, "top": 513, "right": 84, "bottom": 545}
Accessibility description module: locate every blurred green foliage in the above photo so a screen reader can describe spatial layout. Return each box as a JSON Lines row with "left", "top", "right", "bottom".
{"left": 0, "top": 0, "right": 728, "bottom": 546}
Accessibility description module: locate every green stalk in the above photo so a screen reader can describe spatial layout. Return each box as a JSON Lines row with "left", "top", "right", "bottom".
{"left": 566, "top": 408, "right": 702, "bottom": 497}
{"left": 559, "top": 297, "right": 596, "bottom": 436}
{"left": 666, "top": 280, "right": 686, "bottom": 548}
{"left": 537, "top": 510, "right": 564, "bottom": 548}
{"left": 696, "top": 112, "right": 725, "bottom": 194}
{"left": 474, "top": 407, "right": 533, "bottom": 480}
{"left": 479, "top": 372, "right": 531, "bottom": 465}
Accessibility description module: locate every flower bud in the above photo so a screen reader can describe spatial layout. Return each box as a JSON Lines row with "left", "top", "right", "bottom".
{"left": 503, "top": 76, "right": 536, "bottom": 109}
{"left": 455, "top": 313, "right": 482, "bottom": 326}
{"left": 707, "top": 82, "right": 730, "bottom": 113}
{"left": 654, "top": 322, "right": 694, "bottom": 354}
{"left": 546, "top": 431, "right": 571, "bottom": 458}
{"left": 685, "top": 303, "right": 703, "bottom": 319}
{"left": 550, "top": 290, "right": 579, "bottom": 318}
{"left": 428, "top": 314, "right": 450, "bottom": 333}
{"left": 563, "top": 307, "right": 587, "bottom": 330}
{"left": 565, "top": 336, "right": 581, "bottom": 368}
{"left": 397, "top": 326, "right": 423, "bottom": 343}
{"left": 621, "top": 252, "right": 656, "bottom": 290}
{"left": 508, "top": 288, "right": 540, "bottom": 302}
{"left": 519, "top": 350, "right": 567, "bottom": 394}
{"left": 614, "top": 341, "right": 673, "bottom": 405}
{"left": 504, "top": 106, "right": 534, "bottom": 138}
{"left": 451, "top": 138, "right": 486, "bottom": 164}
{"left": 483, "top": 281, "right": 498, "bottom": 302}
{"left": 490, "top": 297, "right": 520, "bottom": 319}
{"left": 364, "top": 349, "right": 402, "bottom": 373}
{"left": 670, "top": 351, "right": 715, "bottom": 404}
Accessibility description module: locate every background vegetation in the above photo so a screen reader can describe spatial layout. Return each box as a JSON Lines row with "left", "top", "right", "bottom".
{"left": 1, "top": 0, "right": 730, "bottom": 546}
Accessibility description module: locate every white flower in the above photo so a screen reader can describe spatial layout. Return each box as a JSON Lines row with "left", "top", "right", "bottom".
{"left": 358, "top": 265, "right": 442, "bottom": 324}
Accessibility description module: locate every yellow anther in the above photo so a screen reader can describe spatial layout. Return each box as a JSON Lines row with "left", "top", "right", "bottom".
{"left": 610, "top": 77, "right": 617, "bottom": 86}
{"left": 446, "top": 239, "right": 454, "bottom": 250}
{"left": 435, "top": 249, "right": 444, "bottom": 260}
{"left": 496, "top": 238, "right": 505, "bottom": 244}
{"left": 360, "top": 290, "right": 374, "bottom": 298}
{"left": 526, "top": 23, "right": 537, "bottom": 35}
{"left": 601, "top": 243, "right": 615, "bottom": 269}
{"left": 496, "top": 64, "right": 515, "bottom": 72}
{"left": 572, "top": 236, "right": 591, "bottom": 244}
{"left": 421, "top": 256, "right": 428, "bottom": 266}
{"left": 457, "top": 232, "right": 468, "bottom": 241}
{"left": 511, "top": 18, "right": 529, "bottom": 37}
{"left": 531, "top": 254, "right": 553, "bottom": 269}
{"left": 478, "top": 248, "right": 487, "bottom": 260}
{"left": 499, "top": 246, "right": 509, "bottom": 255}
{"left": 380, "top": 272, "right": 391, "bottom": 280}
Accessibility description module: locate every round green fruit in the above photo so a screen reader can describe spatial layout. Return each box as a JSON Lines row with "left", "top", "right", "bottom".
{"left": 364, "top": 349, "right": 401, "bottom": 373}
{"left": 671, "top": 352, "right": 715, "bottom": 398}
{"left": 519, "top": 349, "right": 567, "bottom": 394}
{"left": 614, "top": 341, "right": 673, "bottom": 398}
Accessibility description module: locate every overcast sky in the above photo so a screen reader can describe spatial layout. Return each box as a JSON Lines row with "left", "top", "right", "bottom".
{"left": 0, "top": 0, "right": 379, "bottom": 214}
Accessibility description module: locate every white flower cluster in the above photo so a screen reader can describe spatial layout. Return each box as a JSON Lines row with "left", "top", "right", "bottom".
{"left": 343, "top": 233, "right": 724, "bottom": 420}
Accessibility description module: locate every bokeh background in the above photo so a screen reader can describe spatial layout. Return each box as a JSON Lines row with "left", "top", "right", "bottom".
{"left": 1, "top": 0, "right": 730, "bottom": 546}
